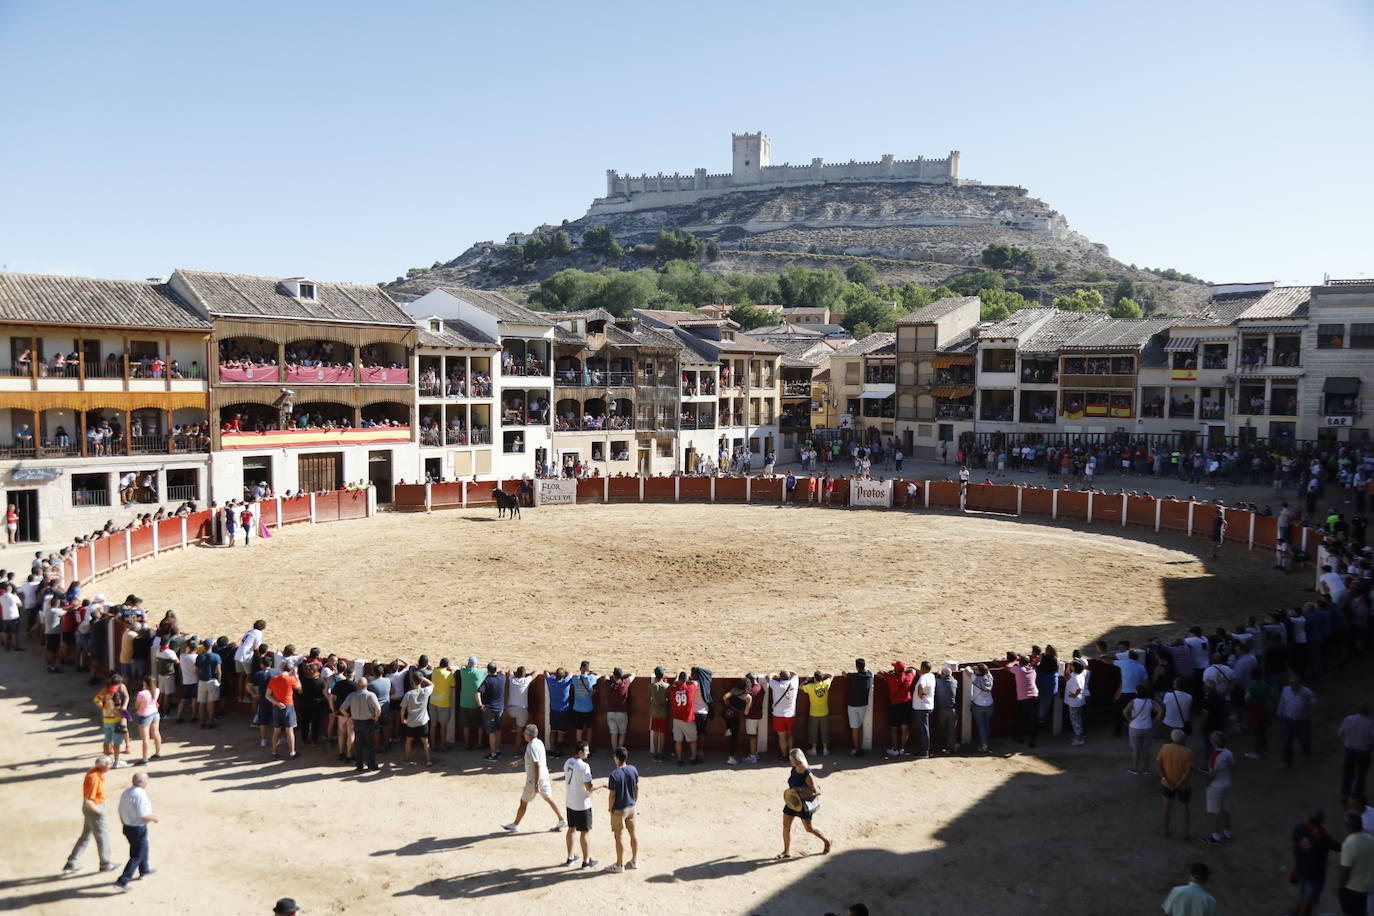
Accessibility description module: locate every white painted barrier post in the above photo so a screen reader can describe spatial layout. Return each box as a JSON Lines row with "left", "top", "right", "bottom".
{"left": 309, "top": 493, "right": 317, "bottom": 523}
{"left": 674, "top": 477, "right": 680, "bottom": 502}
{"left": 123, "top": 530, "right": 132, "bottom": 568}
{"left": 424, "top": 482, "right": 432, "bottom": 513}
{"left": 924, "top": 480, "right": 931, "bottom": 509}
{"left": 1249, "top": 513, "right": 1256, "bottom": 549}
{"left": 1121, "top": 493, "right": 1128, "bottom": 527}
{"left": 180, "top": 516, "right": 188, "bottom": 549}
{"left": 1155, "top": 500, "right": 1162, "bottom": 532}
{"left": 959, "top": 669, "right": 973, "bottom": 744}
{"left": 274, "top": 495, "right": 283, "bottom": 529}
{"left": 1186, "top": 500, "right": 1195, "bottom": 537}
{"left": 710, "top": 477, "right": 716, "bottom": 502}
{"left": 603, "top": 476, "right": 609, "bottom": 502}
{"left": 1052, "top": 488, "right": 1059, "bottom": 519}
{"left": 745, "top": 476, "right": 752, "bottom": 502}
{"left": 638, "top": 476, "right": 644, "bottom": 502}
{"left": 461, "top": 481, "right": 469, "bottom": 508}
{"left": 1086, "top": 490, "right": 1094, "bottom": 524}
{"left": 1017, "top": 486, "right": 1023, "bottom": 516}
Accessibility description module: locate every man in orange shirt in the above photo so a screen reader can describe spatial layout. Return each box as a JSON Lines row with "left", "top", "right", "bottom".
{"left": 267, "top": 663, "right": 302, "bottom": 760}
{"left": 1157, "top": 729, "right": 1196, "bottom": 840}
{"left": 63, "top": 755, "right": 116, "bottom": 874}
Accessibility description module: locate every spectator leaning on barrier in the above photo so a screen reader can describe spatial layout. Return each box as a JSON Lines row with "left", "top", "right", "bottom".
{"left": 647, "top": 667, "right": 669, "bottom": 762}
{"left": 801, "top": 671, "right": 833, "bottom": 758}
{"left": 478, "top": 663, "right": 507, "bottom": 761}
{"left": 843, "top": 659, "right": 872, "bottom": 757}
{"left": 1063, "top": 659, "right": 1088, "bottom": 747}
{"left": 571, "top": 661, "right": 599, "bottom": 749}
{"left": 1008, "top": 655, "right": 1039, "bottom": 749}
{"left": 605, "top": 668, "right": 635, "bottom": 753}
{"left": 768, "top": 669, "right": 800, "bottom": 759}
{"left": 668, "top": 671, "right": 699, "bottom": 766}
{"left": 910, "top": 661, "right": 935, "bottom": 760}
{"left": 879, "top": 662, "right": 915, "bottom": 757}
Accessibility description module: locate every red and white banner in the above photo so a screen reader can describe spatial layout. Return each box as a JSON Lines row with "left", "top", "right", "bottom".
{"left": 359, "top": 367, "right": 409, "bottom": 384}
{"left": 285, "top": 365, "right": 352, "bottom": 383}
{"left": 850, "top": 477, "right": 892, "bottom": 508}
{"left": 218, "top": 364, "right": 280, "bottom": 383}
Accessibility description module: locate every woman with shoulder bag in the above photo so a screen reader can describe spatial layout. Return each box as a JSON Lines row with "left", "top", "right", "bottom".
{"left": 778, "top": 748, "right": 831, "bottom": 858}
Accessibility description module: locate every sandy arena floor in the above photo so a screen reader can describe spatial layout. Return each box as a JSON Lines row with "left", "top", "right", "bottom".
{"left": 0, "top": 505, "right": 1348, "bottom": 915}
{"left": 97, "top": 505, "right": 1303, "bottom": 670}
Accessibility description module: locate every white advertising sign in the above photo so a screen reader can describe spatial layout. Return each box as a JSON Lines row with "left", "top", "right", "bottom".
{"left": 535, "top": 478, "right": 577, "bottom": 506}
{"left": 850, "top": 477, "right": 892, "bottom": 508}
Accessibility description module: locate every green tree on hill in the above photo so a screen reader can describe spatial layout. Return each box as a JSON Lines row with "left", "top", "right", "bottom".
{"left": 845, "top": 261, "right": 878, "bottom": 287}
{"left": 1109, "top": 297, "right": 1143, "bottom": 319}
{"left": 727, "top": 303, "right": 774, "bottom": 330}
{"left": 582, "top": 226, "right": 624, "bottom": 260}
{"left": 654, "top": 228, "right": 700, "bottom": 261}
{"left": 1052, "top": 288, "right": 1106, "bottom": 312}
{"left": 779, "top": 266, "right": 844, "bottom": 311}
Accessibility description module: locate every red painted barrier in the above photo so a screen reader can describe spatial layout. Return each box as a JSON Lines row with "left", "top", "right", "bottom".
{"left": 157, "top": 517, "right": 183, "bottom": 550}
{"left": 985, "top": 484, "right": 1019, "bottom": 513}
{"left": 1126, "top": 495, "right": 1157, "bottom": 529}
{"left": 314, "top": 491, "right": 341, "bottom": 523}
{"left": 830, "top": 477, "right": 851, "bottom": 506}
{"left": 750, "top": 477, "right": 782, "bottom": 503}
{"left": 965, "top": 482, "right": 995, "bottom": 512}
{"left": 1192, "top": 503, "right": 1219, "bottom": 540}
{"left": 1021, "top": 488, "right": 1053, "bottom": 516}
{"left": 1159, "top": 500, "right": 1190, "bottom": 534}
{"left": 1057, "top": 489, "right": 1088, "bottom": 521}
{"left": 607, "top": 477, "right": 639, "bottom": 503}
{"left": 927, "top": 480, "right": 960, "bottom": 508}
{"left": 714, "top": 476, "right": 747, "bottom": 503}
{"left": 394, "top": 484, "right": 428, "bottom": 508}
{"left": 280, "top": 498, "right": 311, "bottom": 525}
{"left": 339, "top": 490, "right": 368, "bottom": 520}
{"left": 129, "top": 526, "right": 155, "bottom": 562}
{"left": 678, "top": 477, "right": 711, "bottom": 502}
{"left": 108, "top": 534, "right": 128, "bottom": 570}
{"left": 1223, "top": 507, "right": 1250, "bottom": 545}
{"left": 643, "top": 477, "right": 675, "bottom": 502}
{"left": 258, "top": 499, "right": 278, "bottom": 528}
{"left": 77, "top": 546, "right": 95, "bottom": 583}
{"left": 466, "top": 480, "right": 500, "bottom": 507}
{"left": 576, "top": 477, "right": 604, "bottom": 503}
{"left": 1094, "top": 492, "right": 1124, "bottom": 525}
{"left": 93, "top": 537, "right": 113, "bottom": 573}
{"left": 1253, "top": 515, "right": 1278, "bottom": 551}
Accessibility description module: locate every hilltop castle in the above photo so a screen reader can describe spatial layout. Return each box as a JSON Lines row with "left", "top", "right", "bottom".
{"left": 587, "top": 131, "right": 962, "bottom": 216}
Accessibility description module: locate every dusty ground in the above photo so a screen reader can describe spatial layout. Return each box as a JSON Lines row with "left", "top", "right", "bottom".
{"left": 95, "top": 505, "right": 1304, "bottom": 671}
{"left": 0, "top": 506, "right": 1350, "bottom": 915}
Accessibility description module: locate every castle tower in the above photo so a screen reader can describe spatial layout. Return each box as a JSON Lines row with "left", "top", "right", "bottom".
{"left": 731, "top": 131, "right": 770, "bottom": 184}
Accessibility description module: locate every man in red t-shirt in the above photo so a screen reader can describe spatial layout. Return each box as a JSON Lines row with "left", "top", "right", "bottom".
{"left": 239, "top": 505, "right": 254, "bottom": 548}
{"left": 267, "top": 664, "right": 301, "bottom": 759}
{"left": 878, "top": 662, "right": 916, "bottom": 756}
{"left": 605, "top": 667, "right": 635, "bottom": 752}
{"left": 668, "top": 672, "right": 698, "bottom": 766}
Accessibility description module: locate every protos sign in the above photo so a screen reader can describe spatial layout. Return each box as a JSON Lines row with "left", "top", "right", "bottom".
{"left": 850, "top": 478, "right": 892, "bottom": 508}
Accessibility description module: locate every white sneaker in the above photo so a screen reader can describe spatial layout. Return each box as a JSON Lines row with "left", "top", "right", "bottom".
{"left": 726, "top": 756, "right": 737, "bottom": 765}
{"left": 113, "top": 760, "right": 129, "bottom": 768}
{"left": 745, "top": 755, "right": 758, "bottom": 763}
{"left": 823, "top": 748, "right": 831, "bottom": 756}
{"left": 501, "top": 823, "right": 519, "bottom": 832}
{"left": 552, "top": 820, "right": 568, "bottom": 831}
{"left": 626, "top": 860, "right": 638, "bottom": 870}
{"left": 259, "top": 739, "right": 267, "bottom": 748}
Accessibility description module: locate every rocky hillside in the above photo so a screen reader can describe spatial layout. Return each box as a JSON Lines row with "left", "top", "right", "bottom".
{"left": 385, "top": 179, "right": 1208, "bottom": 310}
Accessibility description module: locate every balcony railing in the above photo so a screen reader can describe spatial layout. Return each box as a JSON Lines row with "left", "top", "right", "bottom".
{"left": 936, "top": 404, "right": 974, "bottom": 420}
{"left": 166, "top": 484, "right": 199, "bottom": 502}
{"left": 782, "top": 382, "right": 811, "bottom": 397}
{"left": 72, "top": 488, "right": 111, "bottom": 507}
{"left": 0, "top": 433, "right": 207, "bottom": 458}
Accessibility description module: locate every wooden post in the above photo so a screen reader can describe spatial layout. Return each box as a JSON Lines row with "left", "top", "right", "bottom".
{"left": 1187, "top": 499, "right": 1195, "bottom": 537}
{"left": 958, "top": 669, "right": 973, "bottom": 745}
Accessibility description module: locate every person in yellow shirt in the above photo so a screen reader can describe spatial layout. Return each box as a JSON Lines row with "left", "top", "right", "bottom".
{"left": 801, "top": 672, "right": 834, "bottom": 757}
{"left": 1157, "top": 729, "right": 1195, "bottom": 840}
{"left": 429, "top": 659, "right": 456, "bottom": 752}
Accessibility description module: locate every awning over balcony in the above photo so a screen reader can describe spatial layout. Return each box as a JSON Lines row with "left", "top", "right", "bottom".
{"left": 1164, "top": 337, "right": 1198, "bottom": 352}
{"left": 860, "top": 390, "right": 894, "bottom": 399}
{"left": 1323, "top": 377, "right": 1361, "bottom": 395}
{"left": 932, "top": 386, "right": 974, "bottom": 399}
{"left": 1241, "top": 325, "right": 1306, "bottom": 334}
{"left": 931, "top": 356, "right": 975, "bottom": 368}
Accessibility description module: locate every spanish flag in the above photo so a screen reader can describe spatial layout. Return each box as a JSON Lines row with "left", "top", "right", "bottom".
{"left": 1086, "top": 403, "right": 1109, "bottom": 417}
{"left": 1061, "top": 406, "right": 1084, "bottom": 420}
{"left": 1171, "top": 368, "right": 1197, "bottom": 381}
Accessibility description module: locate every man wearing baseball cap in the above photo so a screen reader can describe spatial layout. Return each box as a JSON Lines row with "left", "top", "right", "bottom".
{"left": 273, "top": 899, "right": 300, "bottom": 915}
{"left": 878, "top": 662, "right": 916, "bottom": 757}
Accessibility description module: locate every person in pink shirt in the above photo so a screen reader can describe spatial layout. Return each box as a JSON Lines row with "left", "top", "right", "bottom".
{"left": 133, "top": 676, "right": 162, "bottom": 764}
{"left": 1009, "top": 655, "right": 1040, "bottom": 748}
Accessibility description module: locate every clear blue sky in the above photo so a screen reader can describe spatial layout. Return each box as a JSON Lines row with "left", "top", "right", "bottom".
{"left": 1, "top": 0, "right": 1370, "bottom": 288}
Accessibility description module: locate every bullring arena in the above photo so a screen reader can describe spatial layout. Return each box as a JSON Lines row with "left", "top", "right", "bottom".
{"left": 0, "top": 480, "right": 1358, "bottom": 915}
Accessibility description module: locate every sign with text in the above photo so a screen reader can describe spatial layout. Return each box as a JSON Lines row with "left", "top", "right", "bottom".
{"left": 850, "top": 477, "right": 892, "bottom": 508}
{"left": 1325, "top": 416, "right": 1353, "bottom": 427}
{"left": 9, "top": 467, "right": 61, "bottom": 482}
{"left": 535, "top": 478, "right": 577, "bottom": 506}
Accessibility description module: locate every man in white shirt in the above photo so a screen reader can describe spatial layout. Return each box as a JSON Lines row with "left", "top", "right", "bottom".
{"left": 1201, "top": 731, "right": 1235, "bottom": 845}
{"left": 911, "top": 662, "right": 936, "bottom": 759}
{"left": 1064, "top": 659, "right": 1089, "bottom": 745}
{"left": 503, "top": 724, "right": 566, "bottom": 833}
{"left": 0, "top": 583, "right": 21, "bottom": 651}
{"left": 1201, "top": 654, "right": 1235, "bottom": 749}
{"left": 233, "top": 620, "right": 266, "bottom": 702}
{"left": 561, "top": 741, "right": 598, "bottom": 869}
{"left": 1183, "top": 627, "right": 1210, "bottom": 695}
{"left": 768, "top": 670, "right": 800, "bottom": 757}
{"left": 175, "top": 638, "right": 200, "bottom": 723}
{"left": 1161, "top": 677, "right": 1194, "bottom": 735}
{"left": 113, "top": 772, "right": 158, "bottom": 891}
{"left": 1321, "top": 565, "right": 1350, "bottom": 611}
{"left": 41, "top": 599, "right": 66, "bottom": 673}
{"left": 1278, "top": 675, "right": 1318, "bottom": 769}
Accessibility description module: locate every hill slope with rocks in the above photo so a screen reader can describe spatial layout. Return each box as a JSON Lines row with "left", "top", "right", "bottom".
{"left": 385, "top": 179, "right": 1208, "bottom": 312}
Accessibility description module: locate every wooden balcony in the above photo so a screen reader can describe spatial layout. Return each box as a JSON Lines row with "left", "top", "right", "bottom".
{"left": 1059, "top": 374, "right": 1136, "bottom": 389}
